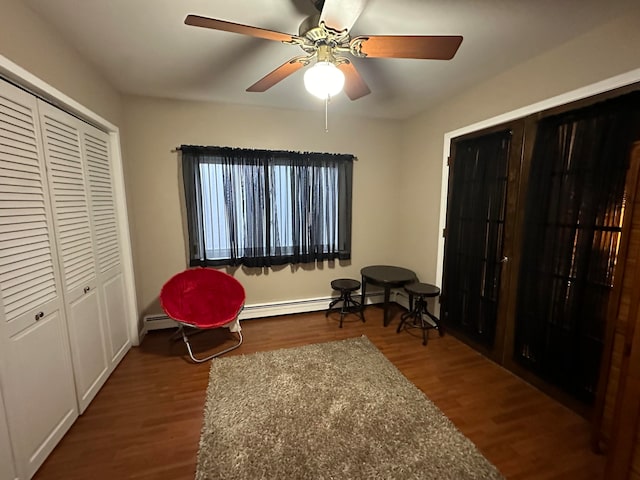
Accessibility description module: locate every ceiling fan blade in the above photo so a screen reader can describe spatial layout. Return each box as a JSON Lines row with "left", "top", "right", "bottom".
{"left": 185, "top": 15, "right": 295, "bottom": 43}
{"left": 246, "top": 57, "right": 309, "bottom": 92}
{"left": 319, "top": 0, "right": 368, "bottom": 34}
{"left": 337, "top": 62, "right": 371, "bottom": 100}
{"left": 352, "top": 35, "right": 463, "bottom": 60}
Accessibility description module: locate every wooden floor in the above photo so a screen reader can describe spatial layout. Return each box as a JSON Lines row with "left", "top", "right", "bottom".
{"left": 34, "top": 307, "right": 605, "bottom": 480}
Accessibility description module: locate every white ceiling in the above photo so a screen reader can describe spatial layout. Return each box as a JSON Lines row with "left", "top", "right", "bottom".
{"left": 22, "top": 0, "right": 636, "bottom": 120}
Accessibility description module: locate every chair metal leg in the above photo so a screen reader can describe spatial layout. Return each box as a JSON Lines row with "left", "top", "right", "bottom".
{"left": 397, "top": 302, "right": 416, "bottom": 333}
{"left": 171, "top": 324, "right": 207, "bottom": 341}
{"left": 397, "top": 297, "right": 431, "bottom": 346}
{"left": 337, "top": 293, "right": 357, "bottom": 328}
{"left": 419, "top": 306, "right": 428, "bottom": 346}
{"left": 328, "top": 290, "right": 364, "bottom": 327}
{"left": 326, "top": 297, "right": 342, "bottom": 316}
{"left": 338, "top": 293, "right": 353, "bottom": 328}
{"left": 349, "top": 295, "right": 365, "bottom": 323}
{"left": 424, "top": 309, "right": 444, "bottom": 336}
{"left": 180, "top": 327, "right": 243, "bottom": 363}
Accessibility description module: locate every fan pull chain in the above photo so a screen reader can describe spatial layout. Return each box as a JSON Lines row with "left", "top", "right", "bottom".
{"left": 325, "top": 96, "right": 329, "bottom": 133}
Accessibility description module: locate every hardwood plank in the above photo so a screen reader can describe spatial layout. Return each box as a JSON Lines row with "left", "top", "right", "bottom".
{"left": 34, "top": 309, "right": 605, "bottom": 479}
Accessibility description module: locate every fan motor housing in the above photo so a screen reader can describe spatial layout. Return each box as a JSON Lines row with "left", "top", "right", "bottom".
{"left": 299, "top": 14, "right": 322, "bottom": 38}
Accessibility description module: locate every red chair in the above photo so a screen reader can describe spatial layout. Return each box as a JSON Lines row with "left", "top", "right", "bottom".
{"left": 160, "top": 267, "right": 245, "bottom": 363}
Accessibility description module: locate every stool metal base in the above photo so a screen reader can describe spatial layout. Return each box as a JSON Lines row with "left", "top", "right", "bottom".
{"left": 326, "top": 279, "right": 365, "bottom": 328}
{"left": 397, "top": 295, "right": 443, "bottom": 346}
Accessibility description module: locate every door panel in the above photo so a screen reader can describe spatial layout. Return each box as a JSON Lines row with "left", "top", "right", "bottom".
{"left": 4, "top": 312, "right": 77, "bottom": 479}
{"left": 442, "top": 128, "right": 516, "bottom": 352}
{"left": 66, "top": 285, "right": 108, "bottom": 412}
{"left": 513, "top": 101, "right": 633, "bottom": 403}
{"left": 82, "top": 124, "right": 130, "bottom": 363}
{"left": 0, "top": 86, "right": 60, "bottom": 339}
{"left": 102, "top": 271, "right": 130, "bottom": 363}
{"left": 38, "top": 101, "right": 111, "bottom": 412}
{"left": 0, "top": 378, "right": 17, "bottom": 480}
{"left": 38, "top": 103, "right": 96, "bottom": 295}
{"left": 0, "top": 79, "right": 77, "bottom": 479}
{"left": 82, "top": 126, "right": 120, "bottom": 275}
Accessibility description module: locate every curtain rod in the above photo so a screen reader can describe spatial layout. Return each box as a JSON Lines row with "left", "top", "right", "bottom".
{"left": 172, "top": 146, "right": 357, "bottom": 160}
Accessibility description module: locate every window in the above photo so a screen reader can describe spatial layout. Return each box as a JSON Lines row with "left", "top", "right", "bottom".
{"left": 181, "top": 145, "right": 353, "bottom": 267}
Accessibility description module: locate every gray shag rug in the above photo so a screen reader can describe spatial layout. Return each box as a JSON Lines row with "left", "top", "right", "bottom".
{"left": 196, "top": 336, "right": 504, "bottom": 480}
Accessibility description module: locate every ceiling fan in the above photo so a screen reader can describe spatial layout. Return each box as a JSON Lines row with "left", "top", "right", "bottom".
{"left": 184, "top": 0, "right": 463, "bottom": 101}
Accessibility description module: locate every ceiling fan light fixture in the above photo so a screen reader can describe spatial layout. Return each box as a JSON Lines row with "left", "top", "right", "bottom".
{"left": 303, "top": 61, "right": 345, "bottom": 99}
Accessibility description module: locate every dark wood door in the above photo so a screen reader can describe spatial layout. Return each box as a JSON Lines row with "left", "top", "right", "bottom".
{"left": 441, "top": 125, "right": 524, "bottom": 360}
{"left": 601, "top": 142, "right": 640, "bottom": 479}
{"left": 442, "top": 89, "right": 640, "bottom": 415}
{"left": 510, "top": 99, "right": 635, "bottom": 404}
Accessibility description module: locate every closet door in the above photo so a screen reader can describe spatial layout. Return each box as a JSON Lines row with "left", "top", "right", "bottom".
{"left": 0, "top": 80, "right": 77, "bottom": 479}
{"left": 38, "top": 101, "right": 108, "bottom": 413}
{"left": 0, "top": 387, "right": 17, "bottom": 480}
{"left": 82, "top": 124, "right": 130, "bottom": 363}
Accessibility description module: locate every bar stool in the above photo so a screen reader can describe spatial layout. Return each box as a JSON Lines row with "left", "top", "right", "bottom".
{"left": 326, "top": 278, "right": 365, "bottom": 328}
{"left": 397, "top": 282, "right": 443, "bottom": 345}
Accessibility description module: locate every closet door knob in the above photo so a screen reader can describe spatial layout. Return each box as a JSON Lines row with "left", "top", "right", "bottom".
{"left": 83, "top": 286, "right": 91, "bottom": 294}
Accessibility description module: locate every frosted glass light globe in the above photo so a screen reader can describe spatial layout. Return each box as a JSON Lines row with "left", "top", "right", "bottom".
{"left": 303, "top": 62, "right": 345, "bottom": 100}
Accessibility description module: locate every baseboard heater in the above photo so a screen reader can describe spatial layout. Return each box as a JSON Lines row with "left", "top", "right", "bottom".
{"left": 142, "top": 295, "right": 339, "bottom": 334}
{"left": 142, "top": 314, "right": 177, "bottom": 332}
{"left": 140, "top": 290, "right": 436, "bottom": 339}
{"left": 141, "top": 291, "right": 394, "bottom": 337}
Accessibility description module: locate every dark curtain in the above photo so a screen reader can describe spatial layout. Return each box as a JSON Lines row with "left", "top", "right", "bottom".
{"left": 181, "top": 145, "right": 353, "bottom": 268}
{"left": 515, "top": 92, "right": 640, "bottom": 402}
{"left": 442, "top": 129, "right": 512, "bottom": 347}
{"left": 181, "top": 148, "right": 206, "bottom": 263}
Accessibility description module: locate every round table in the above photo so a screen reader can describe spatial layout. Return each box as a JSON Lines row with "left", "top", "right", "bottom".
{"left": 360, "top": 265, "right": 417, "bottom": 326}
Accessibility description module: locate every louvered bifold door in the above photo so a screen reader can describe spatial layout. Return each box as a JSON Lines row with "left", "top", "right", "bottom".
{"left": 82, "top": 123, "right": 130, "bottom": 364}
{"left": 0, "top": 80, "right": 77, "bottom": 479}
{"left": 37, "top": 100, "right": 109, "bottom": 413}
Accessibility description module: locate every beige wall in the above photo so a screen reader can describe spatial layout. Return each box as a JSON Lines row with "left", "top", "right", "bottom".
{"left": 0, "top": 0, "right": 123, "bottom": 126}
{"left": 398, "top": 6, "right": 640, "bottom": 285}
{"left": 121, "top": 96, "right": 403, "bottom": 316}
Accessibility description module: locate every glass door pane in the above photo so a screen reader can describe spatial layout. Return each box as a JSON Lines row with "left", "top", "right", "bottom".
{"left": 514, "top": 101, "right": 634, "bottom": 403}
{"left": 442, "top": 129, "right": 512, "bottom": 347}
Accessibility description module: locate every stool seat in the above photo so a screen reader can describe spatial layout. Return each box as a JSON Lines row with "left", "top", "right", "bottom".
{"left": 397, "top": 282, "right": 442, "bottom": 346}
{"left": 404, "top": 282, "right": 440, "bottom": 298}
{"left": 326, "top": 278, "right": 365, "bottom": 328}
{"left": 331, "top": 278, "right": 361, "bottom": 292}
